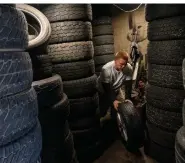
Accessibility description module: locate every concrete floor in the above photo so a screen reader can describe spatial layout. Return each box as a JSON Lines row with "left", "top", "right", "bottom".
{"left": 93, "top": 140, "right": 157, "bottom": 163}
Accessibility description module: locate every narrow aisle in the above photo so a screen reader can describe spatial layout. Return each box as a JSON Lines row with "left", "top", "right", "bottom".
{"left": 93, "top": 140, "right": 157, "bottom": 163}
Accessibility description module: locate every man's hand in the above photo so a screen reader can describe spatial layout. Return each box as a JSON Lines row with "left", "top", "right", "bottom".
{"left": 113, "top": 100, "right": 121, "bottom": 111}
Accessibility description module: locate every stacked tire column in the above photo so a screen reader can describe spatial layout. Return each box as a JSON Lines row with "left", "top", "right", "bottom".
{"left": 18, "top": 5, "right": 78, "bottom": 163}
{"left": 145, "top": 4, "right": 185, "bottom": 163}
{"left": 41, "top": 4, "right": 102, "bottom": 163}
{"left": 175, "top": 24, "right": 185, "bottom": 163}
{"left": 92, "top": 16, "right": 115, "bottom": 75}
{"left": 0, "top": 5, "right": 42, "bottom": 162}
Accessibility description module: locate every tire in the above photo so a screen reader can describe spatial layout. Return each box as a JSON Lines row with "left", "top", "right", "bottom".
{"left": 148, "top": 16, "right": 185, "bottom": 41}
{"left": 63, "top": 74, "right": 97, "bottom": 98}
{"left": 16, "top": 4, "right": 51, "bottom": 52}
{"left": 30, "top": 54, "right": 52, "bottom": 81}
{"left": 92, "top": 16, "right": 112, "bottom": 26}
{"left": 175, "top": 126, "right": 185, "bottom": 163}
{"left": 95, "top": 64, "right": 104, "bottom": 72}
{"left": 94, "top": 44, "right": 114, "bottom": 56}
{"left": 182, "top": 99, "right": 185, "bottom": 126}
{"left": 0, "top": 5, "right": 28, "bottom": 50}
{"left": 69, "top": 93, "right": 99, "bottom": 119}
{"left": 32, "top": 74, "right": 63, "bottom": 111}
{"left": 146, "top": 84, "right": 185, "bottom": 112}
{"left": 69, "top": 115, "right": 100, "bottom": 130}
{"left": 49, "top": 21, "right": 92, "bottom": 44}
{"left": 94, "top": 54, "right": 114, "bottom": 65}
{"left": 47, "top": 41, "right": 94, "bottom": 63}
{"left": 146, "top": 104, "right": 182, "bottom": 132}
{"left": 148, "top": 64, "right": 183, "bottom": 89}
{"left": 72, "top": 127, "right": 100, "bottom": 147}
{"left": 145, "top": 4, "right": 185, "bottom": 22}
{"left": 147, "top": 121, "right": 176, "bottom": 148}
{"left": 147, "top": 140, "right": 175, "bottom": 163}
{"left": 182, "top": 58, "right": 185, "bottom": 90}
{"left": 41, "top": 4, "right": 92, "bottom": 22}
{"left": 117, "top": 100, "right": 145, "bottom": 150}
{"left": 41, "top": 119, "right": 70, "bottom": 149}
{"left": 93, "top": 35, "right": 114, "bottom": 46}
{"left": 52, "top": 59, "right": 95, "bottom": 81}
{"left": 0, "top": 121, "right": 42, "bottom": 163}
{"left": 93, "top": 25, "right": 113, "bottom": 36}
{"left": 147, "top": 40, "right": 185, "bottom": 65}
{"left": 0, "top": 52, "right": 32, "bottom": 99}
{"left": 0, "top": 87, "right": 38, "bottom": 146}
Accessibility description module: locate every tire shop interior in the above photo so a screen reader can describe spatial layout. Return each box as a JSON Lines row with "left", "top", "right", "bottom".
{"left": 1, "top": 3, "right": 184, "bottom": 163}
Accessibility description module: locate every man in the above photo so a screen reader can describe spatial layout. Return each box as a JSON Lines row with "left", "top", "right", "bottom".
{"left": 97, "top": 51, "right": 148, "bottom": 162}
{"left": 97, "top": 51, "right": 133, "bottom": 115}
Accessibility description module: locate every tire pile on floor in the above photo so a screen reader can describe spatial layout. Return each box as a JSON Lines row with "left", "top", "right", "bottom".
{"left": 41, "top": 4, "right": 102, "bottom": 162}
{"left": 17, "top": 4, "right": 78, "bottom": 163}
{"left": 0, "top": 4, "right": 42, "bottom": 163}
{"left": 145, "top": 4, "right": 185, "bottom": 163}
{"left": 92, "top": 16, "right": 114, "bottom": 75}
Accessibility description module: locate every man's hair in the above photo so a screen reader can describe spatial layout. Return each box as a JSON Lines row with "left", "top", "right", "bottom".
{"left": 114, "top": 51, "right": 129, "bottom": 62}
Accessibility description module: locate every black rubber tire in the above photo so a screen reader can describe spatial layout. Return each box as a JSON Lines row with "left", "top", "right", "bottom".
{"left": 145, "top": 4, "right": 185, "bottom": 22}
{"left": 182, "top": 99, "right": 185, "bottom": 126}
{"left": 0, "top": 4, "right": 16, "bottom": 7}
{"left": 94, "top": 54, "right": 114, "bottom": 65}
{"left": 94, "top": 44, "right": 114, "bottom": 56}
{"left": 0, "top": 87, "right": 38, "bottom": 146}
{"left": 95, "top": 64, "right": 104, "bottom": 72}
{"left": 146, "top": 104, "right": 182, "bottom": 132}
{"left": 39, "top": 96, "right": 70, "bottom": 148}
{"left": 147, "top": 121, "right": 176, "bottom": 148}
{"left": 63, "top": 74, "right": 97, "bottom": 99}
{"left": 69, "top": 115, "right": 100, "bottom": 130}
{"left": 146, "top": 84, "right": 185, "bottom": 112}
{"left": 32, "top": 74, "right": 63, "bottom": 111}
{"left": 30, "top": 54, "right": 52, "bottom": 81}
{"left": 0, "top": 121, "right": 42, "bottom": 163}
{"left": 76, "top": 140, "right": 102, "bottom": 163}
{"left": 16, "top": 4, "right": 51, "bottom": 52}
{"left": 117, "top": 100, "right": 145, "bottom": 150}
{"left": 0, "top": 5, "right": 28, "bottom": 50}
{"left": 147, "top": 40, "right": 185, "bottom": 65}
{"left": 72, "top": 127, "right": 100, "bottom": 147}
{"left": 52, "top": 59, "right": 95, "bottom": 81}
{"left": 147, "top": 140, "right": 175, "bottom": 163}
{"left": 92, "top": 16, "right": 112, "bottom": 26}
{"left": 148, "top": 16, "right": 185, "bottom": 41}
{"left": 93, "top": 35, "right": 114, "bottom": 46}
{"left": 69, "top": 93, "right": 99, "bottom": 120}
{"left": 0, "top": 52, "right": 32, "bottom": 99}
{"left": 175, "top": 126, "right": 185, "bottom": 163}
{"left": 182, "top": 58, "right": 185, "bottom": 90}
{"left": 49, "top": 21, "right": 92, "bottom": 44}
{"left": 41, "top": 4, "right": 92, "bottom": 22}
{"left": 93, "top": 25, "right": 113, "bottom": 36}
{"left": 148, "top": 64, "right": 183, "bottom": 89}
{"left": 47, "top": 41, "right": 94, "bottom": 63}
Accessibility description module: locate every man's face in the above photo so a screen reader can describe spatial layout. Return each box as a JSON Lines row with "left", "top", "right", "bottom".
{"left": 114, "top": 58, "right": 127, "bottom": 71}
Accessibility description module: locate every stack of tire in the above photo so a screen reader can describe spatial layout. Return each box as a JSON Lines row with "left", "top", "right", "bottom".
{"left": 175, "top": 31, "right": 185, "bottom": 163}
{"left": 92, "top": 16, "right": 114, "bottom": 75}
{"left": 17, "top": 4, "right": 78, "bottom": 163}
{"left": 41, "top": 4, "right": 102, "bottom": 163}
{"left": 16, "top": 4, "right": 52, "bottom": 81}
{"left": 145, "top": 4, "right": 185, "bottom": 163}
{"left": 0, "top": 4, "right": 42, "bottom": 162}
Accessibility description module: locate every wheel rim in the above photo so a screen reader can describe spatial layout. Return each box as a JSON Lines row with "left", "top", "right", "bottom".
{"left": 116, "top": 112, "right": 128, "bottom": 141}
